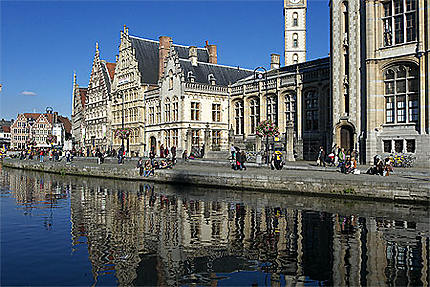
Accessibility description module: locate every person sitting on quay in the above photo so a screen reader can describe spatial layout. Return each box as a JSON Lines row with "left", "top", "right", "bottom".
{"left": 240, "top": 151, "right": 247, "bottom": 171}
{"left": 271, "top": 150, "right": 284, "bottom": 170}
{"left": 143, "top": 160, "right": 154, "bottom": 177}
{"left": 317, "top": 146, "right": 326, "bottom": 167}
{"left": 384, "top": 158, "right": 394, "bottom": 176}
{"left": 366, "top": 155, "right": 385, "bottom": 175}
{"left": 137, "top": 157, "right": 144, "bottom": 176}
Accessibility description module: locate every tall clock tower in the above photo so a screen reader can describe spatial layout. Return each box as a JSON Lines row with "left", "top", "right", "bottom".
{"left": 284, "top": 0, "right": 307, "bottom": 66}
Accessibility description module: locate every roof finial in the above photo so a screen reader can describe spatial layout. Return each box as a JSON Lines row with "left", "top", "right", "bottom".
{"left": 73, "top": 71, "right": 77, "bottom": 86}
{"left": 96, "top": 42, "right": 99, "bottom": 52}
{"left": 123, "top": 24, "right": 126, "bottom": 32}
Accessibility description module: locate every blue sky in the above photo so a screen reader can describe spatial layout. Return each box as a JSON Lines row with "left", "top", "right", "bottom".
{"left": 0, "top": 0, "right": 329, "bottom": 120}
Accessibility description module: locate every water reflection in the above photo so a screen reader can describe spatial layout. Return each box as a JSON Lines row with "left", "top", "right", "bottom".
{"left": 1, "top": 168, "right": 429, "bottom": 286}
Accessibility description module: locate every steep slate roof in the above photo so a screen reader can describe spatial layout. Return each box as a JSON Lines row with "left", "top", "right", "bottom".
{"left": 129, "top": 36, "right": 210, "bottom": 85}
{"left": 105, "top": 63, "right": 116, "bottom": 82}
{"left": 79, "top": 88, "right": 88, "bottom": 108}
{"left": 179, "top": 59, "right": 253, "bottom": 86}
{"left": 100, "top": 62, "right": 114, "bottom": 91}
{"left": 58, "top": 116, "right": 72, "bottom": 134}
{"left": 23, "top": 113, "right": 42, "bottom": 121}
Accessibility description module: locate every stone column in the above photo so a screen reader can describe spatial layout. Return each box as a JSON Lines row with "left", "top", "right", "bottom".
{"left": 204, "top": 124, "right": 211, "bottom": 158}
{"left": 186, "top": 126, "right": 192, "bottom": 153}
{"left": 285, "top": 121, "right": 295, "bottom": 161}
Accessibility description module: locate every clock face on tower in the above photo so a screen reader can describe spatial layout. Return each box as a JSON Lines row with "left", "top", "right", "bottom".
{"left": 290, "top": 0, "right": 300, "bottom": 4}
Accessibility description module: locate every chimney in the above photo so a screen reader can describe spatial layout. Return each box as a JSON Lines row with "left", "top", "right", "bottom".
{"left": 205, "top": 41, "right": 217, "bottom": 64}
{"left": 159, "top": 36, "right": 172, "bottom": 80}
{"left": 189, "top": 46, "right": 198, "bottom": 66}
{"left": 270, "top": 53, "right": 280, "bottom": 70}
{"left": 54, "top": 112, "right": 58, "bottom": 124}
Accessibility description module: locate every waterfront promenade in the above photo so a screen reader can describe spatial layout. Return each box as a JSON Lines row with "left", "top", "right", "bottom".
{"left": 2, "top": 157, "right": 429, "bottom": 204}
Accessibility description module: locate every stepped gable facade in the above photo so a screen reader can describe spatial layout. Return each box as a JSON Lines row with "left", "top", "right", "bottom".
{"left": 71, "top": 72, "right": 87, "bottom": 150}
{"left": 110, "top": 26, "right": 253, "bottom": 155}
{"left": 84, "top": 42, "right": 116, "bottom": 151}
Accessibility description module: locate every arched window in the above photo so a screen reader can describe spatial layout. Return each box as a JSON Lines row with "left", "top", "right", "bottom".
{"left": 234, "top": 101, "right": 244, "bottom": 135}
{"left": 343, "top": 1, "right": 349, "bottom": 34}
{"left": 384, "top": 63, "right": 419, "bottom": 124}
{"left": 172, "top": 96, "right": 179, "bottom": 121}
{"left": 382, "top": 0, "right": 417, "bottom": 46}
{"left": 293, "top": 33, "right": 298, "bottom": 48}
{"left": 285, "top": 93, "right": 296, "bottom": 124}
{"left": 187, "top": 71, "right": 195, "bottom": 83}
{"left": 293, "top": 12, "right": 298, "bottom": 26}
{"left": 304, "top": 90, "right": 319, "bottom": 131}
{"left": 293, "top": 54, "right": 299, "bottom": 64}
{"left": 267, "top": 95, "right": 278, "bottom": 124}
{"left": 168, "top": 70, "right": 174, "bottom": 90}
{"left": 249, "top": 98, "right": 260, "bottom": 134}
{"left": 164, "top": 98, "right": 171, "bottom": 122}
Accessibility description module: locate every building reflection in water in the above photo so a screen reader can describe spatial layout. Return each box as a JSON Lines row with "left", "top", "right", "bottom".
{"left": 2, "top": 169, "right": 429, "bottom": 286}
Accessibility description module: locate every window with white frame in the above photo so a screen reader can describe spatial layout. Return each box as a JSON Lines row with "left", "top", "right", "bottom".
{"left": 192, "top": 130, "right": 200, "bottom": 147}
{"left": 212, "top": 130, "right": 221, "bottom": 150}
{"left": 234, "top": 101, "right": 244, "bottom": 135}
{"left": 212, "top": 103, "right": 221, "bottom": 122}
{"left": 285, "top": 94, "right": 296, "bottom": 124}
{"left": 384, "top": 64, "right": 419, "bottom": 124}
{"left": 165, "top": 98, "right": 171, "bottom": 122}
{"left": 293, "top": 33, "right": 298, "bottom": 48}
{"left": 172, "top": 129, "right": 178, "bottom": 147}
{"left": 172, "top": 97, "right": 179, "bottom": 121}
{"left": 191, "top": 102, "right": 200, "bottom": 121}
{"left": 304, "top": 90, "right": 319, "bottom": 131}
{"left": 267, "top": 96, "right": 278, "bottom": 124}
{"left": 383, "top": 0, "right": 416, "bottom": 47}
{"left": 249, "top": 98, "right": 260, "bottom": 134}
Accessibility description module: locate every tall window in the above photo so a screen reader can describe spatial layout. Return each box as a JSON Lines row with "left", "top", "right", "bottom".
{"left": 234, "top": 101, "right": 244, "bottom": 135}
{"left": 293, "top": 33, "right": 298, "bottom": 48}
{"left": 285, "top": 94, "right": 296, "bottom": 125}
{"left": 149, "top": 107, "right": 154, "bottom": 124}
{"left": 168, "top": 70, "right": 174, "bottom": 90}
{"left": 192, "top": 130, "right": 200, "bottom": 147}
{"left": 164, "top": 130, "right": 170, "bottom": 147}
{"left": 164, "top": 98, "right": 171, "bottom": 122}
{"left": 293, "top": 54, "right": 299, "bottom": 64}
{"left": 191, "top": 102, "right": 200, "bottom": 121}
{"left": 172, "top": 97, "right": 179, "bottom": 121}
{"left": 212, "top": 130, "right": 221, "bottom": 150}
{"left": 267, "top": 96, "right": 278, "bottom": 124}
{"left": 383, "top": 0, "right": 416, "bottom": 46}
{"left": 293, "top": 12, "right": 298, "bottom": 26}
{"left": 384, "top": 64, "right": 419, "bottom": 124}
{"left": 212, "top": 103, "right": 221, "bottom": 122}
{"left": 304, "top": 90, "right": 319, "bottom": 131}
{"left": 172, "top": 129, "right": 178, "bottom": 147}
{"left": 156, "top": 105, "right": 161, "bottom": 123}
{"left": 249, "top": 98, "right": 260, "bottom": 134}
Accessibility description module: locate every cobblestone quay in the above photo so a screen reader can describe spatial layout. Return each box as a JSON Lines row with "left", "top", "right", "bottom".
{"left": 2, "top": 158, "right": 429, "bottom": 204}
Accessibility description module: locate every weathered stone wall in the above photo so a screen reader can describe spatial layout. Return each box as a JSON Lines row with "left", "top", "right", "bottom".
{"left": 3, "top": 160, "right": 428, "bottom": 204}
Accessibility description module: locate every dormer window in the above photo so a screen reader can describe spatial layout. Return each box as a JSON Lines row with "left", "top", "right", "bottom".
{"left": 187, "top": 71, "right": 195, "bottom": 83}
{"left": 208, "top": 74, "right": 216, "bottom": 85}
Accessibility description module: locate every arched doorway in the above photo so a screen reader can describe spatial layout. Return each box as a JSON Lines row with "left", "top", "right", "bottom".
{"left": 150, "top": 136, "right": 156, "bottom": 154}
{"left": 340, "top": 126, "right": 354, "bottom": 152}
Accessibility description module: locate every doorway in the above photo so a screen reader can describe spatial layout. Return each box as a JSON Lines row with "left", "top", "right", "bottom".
{"left": 150, "top": 136, "right": 156, "bottom": 154}
{"left": 340, "top": 126, "right": 354, "bottom": 152}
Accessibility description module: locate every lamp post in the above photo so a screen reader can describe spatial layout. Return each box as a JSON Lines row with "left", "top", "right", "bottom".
{"left": 254, "top": 67, "right": 270, "bottom": 165}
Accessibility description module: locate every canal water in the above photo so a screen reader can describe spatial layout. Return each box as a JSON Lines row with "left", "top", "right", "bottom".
{"left": 1, "top": 167, "right": 428, "bottom": 286}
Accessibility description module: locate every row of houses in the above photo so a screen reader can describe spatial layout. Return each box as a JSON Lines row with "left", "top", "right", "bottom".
{"left": 10, "top": 111, "right": 71, "bottom": 150}
{"left": 72, "top": 0, "right": 430, "bottom": 166}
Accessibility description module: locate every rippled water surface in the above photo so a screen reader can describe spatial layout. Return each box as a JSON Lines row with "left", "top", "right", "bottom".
{"left": 1, "top": 167, "right": 429, "bottom": 286}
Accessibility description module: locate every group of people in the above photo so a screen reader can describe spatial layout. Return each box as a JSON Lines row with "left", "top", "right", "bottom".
{"left": 317, "top": 145, "right": 359, "bottom": 174}
{"left": 230, "top": 145, "right": 247, "bottom": 170}
{"left": 136, "top": 157, "right": 174, "bottom": 177}
{"left": 15, "top": 148, "right": 74, "bottom": 163}
{"left": 366, "top": 155, "right": 394, "bottom": 176}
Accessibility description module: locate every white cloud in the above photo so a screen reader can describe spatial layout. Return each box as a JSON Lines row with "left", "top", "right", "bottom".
{"left": 20, "top": 91, "right": 37, "bottom": 96}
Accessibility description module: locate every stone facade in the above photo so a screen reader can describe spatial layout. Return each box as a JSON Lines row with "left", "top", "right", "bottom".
{"left": 84, "top": 43, "right": 115, "bottom": 152}
{"left": 363, "top": 0, "right": 430, "bottom": 166}
{"left": 284, "top": 0, "right": 307, "bottom": 65}
{"left": 71, "top": 73, "right": 87, "bottom": 150}
{"left": 330, "top": 0, "right": 364, "bottom": 158}
{"left": 230, "top": 58, "right": 330, "bottom": 160}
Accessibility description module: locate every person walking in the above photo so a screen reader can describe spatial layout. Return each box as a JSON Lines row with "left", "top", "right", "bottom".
{"left": 240, "top": 151, "right": 247, "bottom": 170}
{"left": 171, "top": 146, "right": 177, "bottom": 164}
{"left": 160, "top": 145, "right": 164, "bottom": 158}
{"left": 318, "top": 146, "right": 326, "bottom": 167}
{"left": 39, "top": 150, "right": 44, "bottom": 163}
{"left": 230, "top": 144, "right": 236, "bottom": 160}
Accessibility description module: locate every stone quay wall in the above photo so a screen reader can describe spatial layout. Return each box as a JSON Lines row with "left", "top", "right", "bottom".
{"left": 2, "top": 159, "right": 428, "bottom": 204}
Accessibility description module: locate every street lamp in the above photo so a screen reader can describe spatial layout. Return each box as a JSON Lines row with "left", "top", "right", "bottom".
{"left": 254, "top": 67, "right": 270, "bottom": 165}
